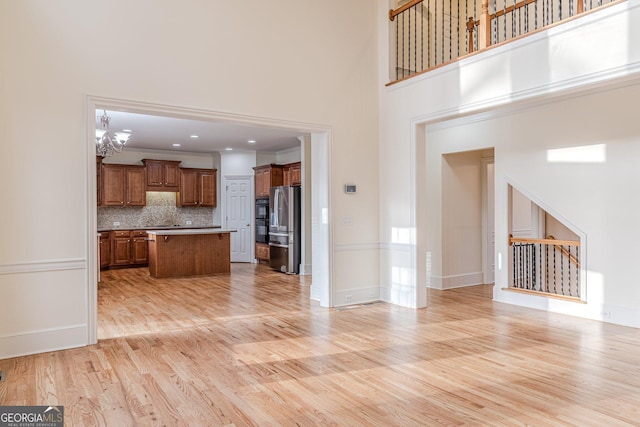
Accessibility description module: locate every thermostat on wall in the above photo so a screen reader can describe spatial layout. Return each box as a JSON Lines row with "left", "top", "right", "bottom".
{"left": 344, "top": 184, "right": 357, "bottom": 194}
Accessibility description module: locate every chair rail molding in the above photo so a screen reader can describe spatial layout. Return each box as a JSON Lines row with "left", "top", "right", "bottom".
{"left": 0, "top": 258, "right": 86, "bottom": 276}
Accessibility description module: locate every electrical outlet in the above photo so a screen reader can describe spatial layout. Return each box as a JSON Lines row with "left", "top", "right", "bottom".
{"left": 345, "top": 295, "right": 352, "bottom": 302}
{"left": 601, "top": 311, "right": 611, "bottom": 319}
{"left": 186, "top": 221, "right": 192, "bottom": 225}
{"left": 113, "top": 221, "right": 120, "bottom": 227}
{"left": 0, "top": 370, "right": 5, "bottom": 382}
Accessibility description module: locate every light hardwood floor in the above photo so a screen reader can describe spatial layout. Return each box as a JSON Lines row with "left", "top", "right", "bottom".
{"left": 1, "top": 264, "right": 640, "bottom": 426}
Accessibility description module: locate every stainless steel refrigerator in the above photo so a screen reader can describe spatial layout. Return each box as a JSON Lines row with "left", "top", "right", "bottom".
{"left": 269, "top": 185, "right": 301, "bottom": 274}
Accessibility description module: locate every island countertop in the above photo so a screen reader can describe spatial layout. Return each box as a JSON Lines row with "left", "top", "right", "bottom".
{"left": 98, "top": 225, "right": 222, "bottom": 233}
{"left": 146, "top": 228, "right": 235, "bottom": 237}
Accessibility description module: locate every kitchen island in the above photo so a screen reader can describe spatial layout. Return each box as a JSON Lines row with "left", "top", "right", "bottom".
{"left": 147, "top": 228, "right": 235, "bottom": 278}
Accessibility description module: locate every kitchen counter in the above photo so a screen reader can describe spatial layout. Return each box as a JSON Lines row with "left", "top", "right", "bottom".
{"left": 146, "top": 228, "right": 235, "bottom": 236}
{"left": 98, "top": 225, "right": 221, "bottom": 233}
{"left": 147, "top": 229, "right": 233, "bottom": 278}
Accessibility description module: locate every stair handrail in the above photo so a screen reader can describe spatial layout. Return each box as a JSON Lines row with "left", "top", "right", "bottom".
{"left": 509, "top": 235, "right": 580, "bottom": 267}
{"left": 389, "top": 0, "right": 424, "bottom": 21}
{"left": 546, "top": 235, "right": 581, "bottom": 268}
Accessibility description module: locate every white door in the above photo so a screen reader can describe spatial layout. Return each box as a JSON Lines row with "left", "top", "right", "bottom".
{"left": 226, "top": 177, "right": 252, "bottom": 262}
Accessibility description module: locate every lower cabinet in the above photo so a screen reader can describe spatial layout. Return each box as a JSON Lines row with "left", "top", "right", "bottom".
{"left": 256, "top": 242, "right": 270, "bottom": 263}
{"left": 132, "top": 232, "right": 149, "bottom": 264}
{"left": 99, "top": 233, "right": 110, "bottom": 269}
{"left": 110, "top": 230, "right": 148, "bottom": 267}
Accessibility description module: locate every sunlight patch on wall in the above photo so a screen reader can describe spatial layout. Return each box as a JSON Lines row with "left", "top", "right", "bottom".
{"left": 547, "top": 144, "right": 606, "bottom": 163}
{"left": 586, "top": 269, "right": 604, "bottom": 304}
{"left": 391, "top": 266, "right": 411, "bottom": 287}
{"left": 391, "top": 227, "right": 415, "bottom": 244}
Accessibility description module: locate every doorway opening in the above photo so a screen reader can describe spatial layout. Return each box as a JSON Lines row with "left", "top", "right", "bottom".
{"left": 87, "top": 96, "right": 332, "bottom": 344}
{"left": 438, "top": 148, "right": 495, "bottom": 290}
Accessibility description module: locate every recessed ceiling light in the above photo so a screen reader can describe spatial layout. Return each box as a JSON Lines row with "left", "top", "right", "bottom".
{"left": 172, "top": 143, "right": 181, "bottom": 147}
{"left": 190, "top": 135, "right": 199, "bottom": 139}
{"left": 247, "top": 140, "right": 256, "bottom": 144}
{"left": 225, "top": 147, "right": 233, "bottom": 151}
{"left": 122, "top": 129, "right": 132, "bottom": 132}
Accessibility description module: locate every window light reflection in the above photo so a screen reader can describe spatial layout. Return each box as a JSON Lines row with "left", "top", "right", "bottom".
{"left": 547, "top": 144, "right": 606, "bottom": 163}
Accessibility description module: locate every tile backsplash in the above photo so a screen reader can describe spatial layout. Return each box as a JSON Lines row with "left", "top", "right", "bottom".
{"left": 98, "top": 192, "right": 215, "bottom": 229}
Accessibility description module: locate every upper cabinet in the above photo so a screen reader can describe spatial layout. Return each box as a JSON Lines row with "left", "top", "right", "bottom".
{"left": 142, "top": 159, "right": 181, "bottom": 191}
{"left": 102, "top": 164, "right": 146, "bottom": 207}
{"left": 283, "top": 162, "right": 301, "bottom": 186}
{"left": 253, "top": 164, "right": 284, "bottom": 198}
{"left": 177, "top": 168, "right": 217, "bottom": 207}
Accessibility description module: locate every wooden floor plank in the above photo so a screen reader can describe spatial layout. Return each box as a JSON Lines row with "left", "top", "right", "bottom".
{"left": 1, "top": 263, "right": 640, "bottom": 425}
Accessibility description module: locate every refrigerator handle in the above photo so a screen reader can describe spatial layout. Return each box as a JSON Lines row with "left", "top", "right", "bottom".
{"left": 273, "top": 188, "right": 279, "bottom": 228}
{"left": 288, "top": 186, "right": 294, "bottom": 271}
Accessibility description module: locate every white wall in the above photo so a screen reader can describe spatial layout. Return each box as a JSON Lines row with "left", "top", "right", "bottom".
{"left": 102, "top": 148, "right": 218, "bottom": 169}
{"left": 379, "top": 0, "right": 640, "bottom": 327}
{"left": 256, "top": 152, "right": 278, "bottom": 167}
{"left": 220, "top": 151, "right": 256, "bottom": 177}
{"left": 0, "top": 0, "right": 379, "bottom": 358}
{"left": 276, "top": 146, "right": 302, "bottom": 164}
{"left": 509, "top": 186, "right": 542, "bottom": 238}
{"left": 545, "top": 213, "right": 579, "bottom": 241}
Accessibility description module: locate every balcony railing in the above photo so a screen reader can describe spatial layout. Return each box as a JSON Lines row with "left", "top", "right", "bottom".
{"left": 389, "top": 0, "right": 620, "bottom": 83}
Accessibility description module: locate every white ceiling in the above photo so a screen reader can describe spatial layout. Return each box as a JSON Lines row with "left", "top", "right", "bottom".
{"left": 96, "top": 110, "right": 304, "bottom": 154}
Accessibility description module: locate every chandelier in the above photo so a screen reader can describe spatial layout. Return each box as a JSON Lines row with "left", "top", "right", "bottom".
{"left": 95, "top": 110, "right": 131, "bottom": 157}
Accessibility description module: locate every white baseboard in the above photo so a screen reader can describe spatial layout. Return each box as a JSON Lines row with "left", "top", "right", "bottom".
{"left": 335, "top": 286, "right": 380, "bottom": 307}
{"left": 299, "top": 264, "right": 312, "bottom": 275}
{"left": 429, "top": 272, "right": 484, "bottom": 290}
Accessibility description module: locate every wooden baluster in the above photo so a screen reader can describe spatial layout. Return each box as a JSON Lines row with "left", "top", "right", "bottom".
{"left": 479, "top": 0, "right": 491, "bottom": 49}
{"left": 467, "top": 18, "right": 475, "bottom": 53}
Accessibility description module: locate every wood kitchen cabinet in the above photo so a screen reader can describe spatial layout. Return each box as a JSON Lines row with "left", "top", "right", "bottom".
{"left": 99, "top": 232, "right": 110, "bottom": 269}
{"left": 142, "top": 159, "right": 181, "bottom": 191}
{"left": 177, "top": 168, "right": 217, "bottom": 207}
{"left": 283, "top": 162, "right": 301, "bottom": 186}
{"left": 102, "top": 164, "right": 146, "bottom": 207}
{"left": 97, "top": 156, "right": 103, "bottom": 206}
{"left": 110, "top": 230, "right": 148, "bottom": 267}
{"left": 132, "top": 231, "right": 149, "bottom": 264}
{"left": 255, "top": 242, "right": 270, "bottom": 263}
{"left": 253, "top": 164, "right": 284, "bottom": 198}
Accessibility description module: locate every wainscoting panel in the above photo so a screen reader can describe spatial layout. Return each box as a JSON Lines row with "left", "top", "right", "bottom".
{"left": 333, "top": 243, "right": 380, "bottom": 306}
{"left": 0, "top": 260, "right": 88, "bottom": 359}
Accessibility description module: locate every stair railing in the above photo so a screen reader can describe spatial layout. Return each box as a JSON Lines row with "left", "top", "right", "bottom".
{"left": 508, "top": 234, "right": 582, "bottom": 301}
